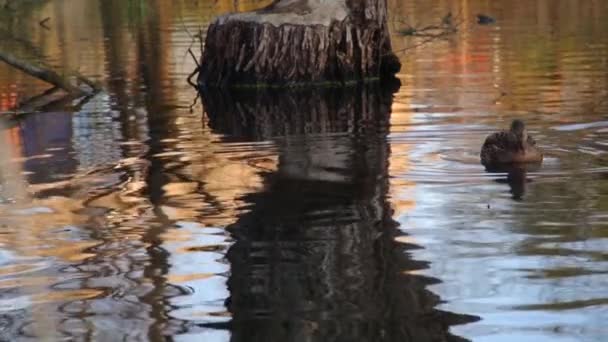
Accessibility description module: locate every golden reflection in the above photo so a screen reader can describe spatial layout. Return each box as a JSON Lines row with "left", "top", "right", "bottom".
{"left": 0, "top": 0, "right": 278, "bottom": 106}
{"left": 166, "top": 273, "right": 215, "bottom": 284}
{"left": 0, "top": 276, "right": 58, "bottom": 289}
{"left": 0, "top": 197, "right": 90, "bottom": 258}
{"left": 0, "top": 264, "right": 43, "bottom": 277}
{"left": 160, "top": 228, "right": 195, "bottom": 242}
{"left": 0, "top": 124, "right": 23, "bottom": 163}
{"left": 388, "top": 0, "right": 608, "bottom": 121}
{"left": 154, "top": 113, "right": 278, "bottom": 226}
{"left": 188, "top": 310, "right": 231, "bottom": 318}
{"left": 32, "top": 289, "right": 105, "bottom": 303}
{"left": 162, "top": 182, "right": 199, "bottom": 197}
{"left": 0, "top": 0, "right": 283, "bottom": 232}
{"left": 0, "top": 86, "right": 18, "bottom": 112}
{"left": 0, "top": 119, "right": 94, "bottom": 339}
{"left": 34, "top": 241, "right": 98, "bottom": 262}
{"left": 388, "top": 98, "right": 415, "bottom": 219}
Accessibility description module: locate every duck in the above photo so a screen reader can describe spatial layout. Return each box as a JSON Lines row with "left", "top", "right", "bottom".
{"left": 477, "top": 14, "right": 496, "bottom": 25}
{"left": 480, "top": 119, "right": 543, "bottom": 167}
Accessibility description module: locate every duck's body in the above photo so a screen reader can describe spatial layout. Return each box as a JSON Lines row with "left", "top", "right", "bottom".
{"left": 477, "top": 14, "right": 496, "bottom": 25}
{"left": 481, "top": 120, "right": 543, "bottom": 167}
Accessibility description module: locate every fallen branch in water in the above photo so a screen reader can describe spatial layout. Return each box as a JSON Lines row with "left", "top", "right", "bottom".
{"left": 0, "top": 50, "right": 90, "bottom": 95}
{"left": 0, "top": 22, "right": 101, "bottom": 93}
{"left": 0, "top": 29, "right": 101, "bottom": 115}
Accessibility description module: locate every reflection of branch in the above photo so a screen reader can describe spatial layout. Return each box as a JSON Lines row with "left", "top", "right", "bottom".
{"left": 187, "top": 64, "right": 200, "bottom": 90}
{"left": 394, "top": 11, "right": 463, "bottom": 36}
{"left": 188, "top": 92, "right": 200, "bottom": 113}
{"left": 392, "top": 35, "right": 450, "bottom": 55}
{"left": 188, "top": 47, "right": 200, "bottom": 68}
{"left": 185, "top": 29, "right": 204, "bottom": 90}
{"left": 178, "top": 0, "right": 203, "bottom": 91}
{"left": 1, "top": 87, "right": 96, "bottom": 118}
{"left": 15, "top": 86, "right": 64, "bottom": 111}
{"left": 391, "top": 12, "right": 463, "bottom": 55}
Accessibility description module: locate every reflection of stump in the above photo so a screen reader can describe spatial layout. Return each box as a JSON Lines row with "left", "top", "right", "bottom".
{"left": 201, "top": 83, "right": 398, "bottom": 140}
{"left": 201, "top": 86, "right": 478, "bottom": 342}
{"left": 198, "top": 0, "right": 401, "bottom": 87}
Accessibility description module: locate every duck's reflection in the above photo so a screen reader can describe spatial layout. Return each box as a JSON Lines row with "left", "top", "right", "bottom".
{"left": 487, "top": 164, "right": 541, "bottom": 200}
{"left": 202, "top": 85, "right": 477, "bottom": 341}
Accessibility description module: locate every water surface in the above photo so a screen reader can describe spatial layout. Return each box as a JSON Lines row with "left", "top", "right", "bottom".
{"left": 0, "top": 0, "right": 608, "bottom": 341}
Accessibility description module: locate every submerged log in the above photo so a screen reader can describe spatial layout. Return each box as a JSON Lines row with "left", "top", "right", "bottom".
{"left": 198, "top": 0, "right": 401, "bottom": 87}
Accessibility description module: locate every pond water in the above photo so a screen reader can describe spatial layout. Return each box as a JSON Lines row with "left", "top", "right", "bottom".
{"left": 1, "top": 0, "right": 608, "bottom": 341}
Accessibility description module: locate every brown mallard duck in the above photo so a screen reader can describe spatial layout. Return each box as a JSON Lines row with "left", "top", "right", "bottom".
{"left": 480, "top": 119, "right": 543, "bottom": 167}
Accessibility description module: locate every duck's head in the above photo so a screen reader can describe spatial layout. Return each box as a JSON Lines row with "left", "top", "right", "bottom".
{"left": 510, "top": 119, "right": 528, "bottom": 149}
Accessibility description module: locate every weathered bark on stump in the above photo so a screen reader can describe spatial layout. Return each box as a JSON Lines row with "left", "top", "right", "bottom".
{"left": 198, "top": 0, "right": 401, "bottom": 87}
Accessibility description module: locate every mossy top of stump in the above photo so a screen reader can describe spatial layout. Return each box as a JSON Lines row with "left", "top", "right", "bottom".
{"left": 216, "top": 0, "right": 349, "bottom": 27}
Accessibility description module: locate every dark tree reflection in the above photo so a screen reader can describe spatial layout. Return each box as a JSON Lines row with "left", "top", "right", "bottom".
{"left": 202, "top": 85, "right": 477, "bottom": 342}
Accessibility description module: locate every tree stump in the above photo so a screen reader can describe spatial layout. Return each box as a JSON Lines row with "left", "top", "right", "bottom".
{"left": 198, "top": 0, "right": 401, "bottom": 87}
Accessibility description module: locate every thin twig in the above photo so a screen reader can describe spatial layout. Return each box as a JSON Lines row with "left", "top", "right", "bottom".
{"left": 199, "top": 27, "right": 204, "bottom": 55}
{"left": 177, "top": 4, "right": 194, "bottom": 40}
{"left": 187, "top": 66, "right": 200, "bottom": 90}
{"left": 188, "top": 47, "right": 200, "bottom": 68}
{"left": 188, "top": 92, "right": 200, "bottom": 113}
{"left": 39, "top": 17, "right": 51, "bottom": 30}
